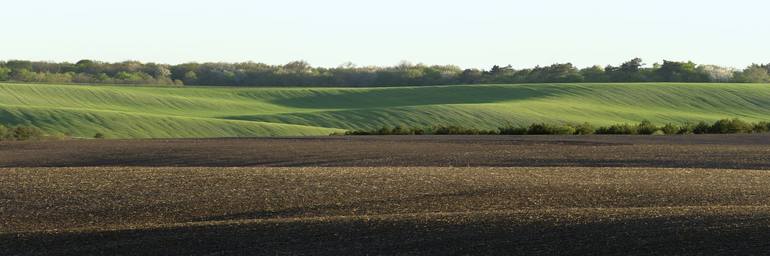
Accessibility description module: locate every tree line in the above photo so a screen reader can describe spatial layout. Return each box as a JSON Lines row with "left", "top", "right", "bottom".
{"left": 340, "top": 118, "right": 770, "bottom": 136}
{"left": 1, "top": 58, "right": 769, "bottom": 86}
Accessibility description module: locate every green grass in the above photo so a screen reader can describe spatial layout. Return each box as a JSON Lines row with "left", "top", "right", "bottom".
{"left": 2, "top": 82, "right": 770, "bottom": 138}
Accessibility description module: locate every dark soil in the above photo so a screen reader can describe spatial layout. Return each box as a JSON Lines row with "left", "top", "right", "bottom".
{"left": 2, "top": 134, "right": 770, "bottom": 168}
{"left": 4, "top": 135, "right": 770, "bottom": 255}
{"left": 3, "top": 167, "right": 770, "bottom": 255}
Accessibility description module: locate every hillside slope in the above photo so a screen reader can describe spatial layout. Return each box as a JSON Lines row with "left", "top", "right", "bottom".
{"left": 2, "top": 83, "right": 770, "bottom": 138}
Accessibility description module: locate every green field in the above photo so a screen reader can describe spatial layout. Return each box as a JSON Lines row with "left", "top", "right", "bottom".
{"left": 2, "top": 82, "right": 770, "bottom": 138}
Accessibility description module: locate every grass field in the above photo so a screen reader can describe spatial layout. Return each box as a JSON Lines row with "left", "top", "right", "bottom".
{"left": 3, "top": 82, "right": 770, "bottom": 138}
{"left": 4, "top": 167, "right": 770, "bottom": 255}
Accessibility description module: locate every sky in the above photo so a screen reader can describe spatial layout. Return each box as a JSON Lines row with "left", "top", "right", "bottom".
{"left": 2, "top": 0, "right": 768, "bottom": 69}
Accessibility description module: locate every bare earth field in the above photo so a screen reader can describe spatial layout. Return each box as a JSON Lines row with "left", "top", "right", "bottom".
{"left": 2, "top": 134, "right": 770, "bottom": 168}
{"left": 3, "top": 135, "right": 770, "bottom": 255}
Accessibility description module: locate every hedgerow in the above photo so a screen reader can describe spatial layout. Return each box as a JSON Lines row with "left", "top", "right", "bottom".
{"left": 340, "top": 118, "right": 770, "bottom": 136}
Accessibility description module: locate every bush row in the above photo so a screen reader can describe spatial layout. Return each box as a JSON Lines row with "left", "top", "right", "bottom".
{"left": 339, "top": 119, "right": 770, "bottom": 136}
{"left": 343, "top": 125, "right": 498, "bottom": 135}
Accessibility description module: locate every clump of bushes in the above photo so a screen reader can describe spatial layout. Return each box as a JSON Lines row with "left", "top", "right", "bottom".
{"left": 499, "top": 122, "right": 593, "bottom": 135}
{"left": 432, "top": 125, "right": 497, "bottom": 135}
{"left": 572, "top": 122, "right": 595, "bottom": 135}
{"left": 708, "top": 118, "right": 753, "bottom": 134}
{"left": 0, "top": 124, "right": 45, "bottom": 141}
{"left": 660, "top": 123, "right": 679, "bottom": 135}
{"left": 344, "top": 125, "right": 496, "bottom": 135}
{"left": 594, "top": 118, "right": 769, "bottom": 135}
{"left": 498, "top": 125, "right": 527, "bottom": 135}
{"left": 344, "top": 125, "right": 425, "bottom": 135}
{"left": 753, "top": 122, "right": 770, "bottom": 133}
{"left": 340, "top": 118, "right": 770, "bottom": 136}
{"left": 593, "top": 120, "right": 662, "bottom": 135}
{"left": 692, "top": 121, "right": 711, "bottom": 134}
{"left": 0, "top": 125, "right": 6, "bottom": 140}
{"left": 525, "top": 123, "right": 575, "bottom": 135}
{"left": 595, "top": 123, "right": 639, "bottom": 135}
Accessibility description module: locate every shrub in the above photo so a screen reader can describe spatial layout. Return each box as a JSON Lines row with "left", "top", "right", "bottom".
{"left": 344, "top": 130, "right": 372, "bottom": 135}
{"left": 48, "top": 132, "right": 71, "bottom": 140}
{"left": 498, "top": 125, "right": 528, "bottom": 135}
{"left": 94, "top": 132, "right": 105, "bottom": 139}
{"left": 390, "top": 125, "right": 412, "bottom": 135}
{"left": 11, "top": 126, "right": 43, "bottom": 140}
{"left": 376, "top": 127, "right": 393, "bottom": 135}
{"left": 346, "top": 126, "right": 426, "bottom": 135}
{"left": 0, "top": 124, "right": 7, "bottom": 140}
{"left": 433, "top": 125, "right": 497, "bottom": 135}
{"left": 395, "top": 127, "right": 425, "bottom": 135}
{"left": 596, "top": 123, "right": 638, "bottom": 135}
{"left": 754, "top": 122, "right": 770, "bottom": 133}
{"left": 660, "top": 123, "right": 680, "bottom": 135}
{"left": 709, "top": 118, "right": 752, "bottom": 134}
{"left": 571, "top": 122, "right": 595, "bottom": 135}
{"left": 636, "top": 120, "right": 659, "bottom": 135}
{"left": 526, "top": 123, "right": 576, "bottom": 135}
{"left": 558, "top": 125, "right": 578, "bottom": 135}
{"left": 730, "top": 118, "right": 754, "bottom": 133}
{"left": 677, "top": 122, "right": 696, "bottom": 134}
{"left": 693, "top": 121, "right": 711, "bottom": 134}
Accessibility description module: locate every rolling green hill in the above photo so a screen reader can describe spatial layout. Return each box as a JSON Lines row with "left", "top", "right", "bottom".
{"left": 2, "top": 82, "right": 770, "bottom": 138}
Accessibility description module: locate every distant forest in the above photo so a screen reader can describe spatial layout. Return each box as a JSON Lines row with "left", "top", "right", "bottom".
{"left": 1, "top": 58, "right": 769, "bottom": 86}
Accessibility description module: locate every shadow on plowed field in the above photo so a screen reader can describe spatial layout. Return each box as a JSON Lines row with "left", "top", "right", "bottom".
{"left": 5, "top": 208, "right": 770, "bottom": 255}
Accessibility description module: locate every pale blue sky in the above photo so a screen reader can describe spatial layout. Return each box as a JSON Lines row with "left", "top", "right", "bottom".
{"left": 2, "top": 0, "right": 768, "bottom": 68}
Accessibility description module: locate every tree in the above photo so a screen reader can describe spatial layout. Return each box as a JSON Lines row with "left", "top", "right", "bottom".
{"left": 283, "top": 61, "right": 312, "bottom": 74}
{"left": 144, "top": 63, "right": 172, "bottom": 79}
{"left": 183, "top": 71, "right": 198, "bottom": 84}
{"left": 0, "top": 66, "right": 10, "bottom": 81}
{"left": 620, "top": 58, "right": 643, "bottom": 73}
{"left": 459, "top": 69, "right": 483, "bottom": 84}
{"left": 11, "top": 69, "right": 39, "bottom": 81}
{"left": 735, "top": 65, "right": 770, "bottom": 83}
{"left": 5, "top": 60, "right": 33, "bottom": 71}
{"left": 488, "top": 65, "right": 502, "bottom": 76}
{"left": 486, "top": 65, "right": 513, "bottom": 76}
{"left": 655, "top": 60, "right": 706, "bottom": 82}
{"left": 606, "top": 58, "right": 645, "bottom": 82}
{"left": 76, "top": 59, "right": 100, "bottom": 74}
{"left": 0, "top": 58, "right": 764, "bottom": 86}
{"left": 579, "top": 65, "right": 607, "bottom": 82}
{"left": 698, "top": 65, "right": 734, "bottom": 82}
{"left": 528, "top": 63, "right": 583, "bottom": 83}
